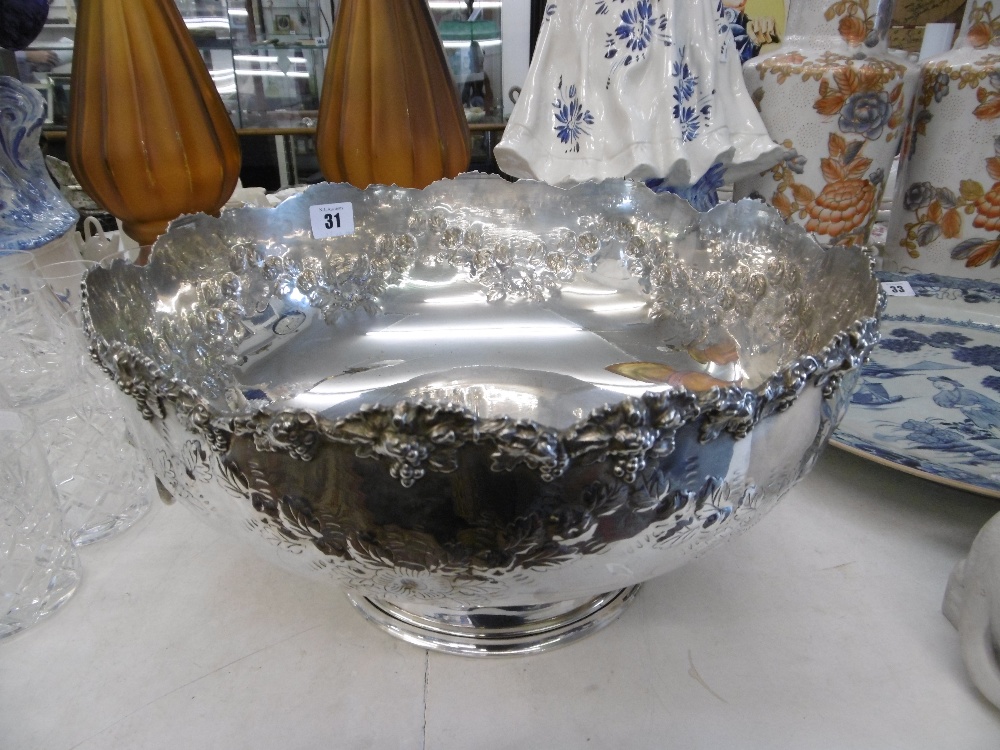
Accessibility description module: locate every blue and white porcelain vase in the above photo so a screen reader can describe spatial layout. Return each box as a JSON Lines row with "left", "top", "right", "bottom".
{"left": 0, "top": 76, "right": 79, "bottom": 252}
{"left": 493, "top": 0, "right": 783, "bottom": 209}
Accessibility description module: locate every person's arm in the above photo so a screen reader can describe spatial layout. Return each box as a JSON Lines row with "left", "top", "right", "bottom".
{"left": 23, "top": 49, "right": 60, "bottom": 69}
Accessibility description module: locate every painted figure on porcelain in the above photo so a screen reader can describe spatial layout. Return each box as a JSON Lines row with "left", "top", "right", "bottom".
{"left": 722, "top": 0, "right": 783, "bottom": 63}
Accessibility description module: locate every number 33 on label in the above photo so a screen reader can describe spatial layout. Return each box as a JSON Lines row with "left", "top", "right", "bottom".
{"left": 310, "top": 203, "right": 355, "bottom": 239}
{"left": 879, "top": 280, "right": 915, "bottom": 297}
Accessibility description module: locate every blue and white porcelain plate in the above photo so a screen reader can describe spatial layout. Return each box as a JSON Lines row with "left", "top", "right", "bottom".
{"left": 831, "top": 273, "right": 1000, "bottom": 499}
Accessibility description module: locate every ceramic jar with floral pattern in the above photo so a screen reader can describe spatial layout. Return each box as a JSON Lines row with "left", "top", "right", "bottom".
{"left": 884, "top": 1, "right": 1000, "bottom": 280}
{"left": 733, "top": 0, "right": 914, "bottom": 246}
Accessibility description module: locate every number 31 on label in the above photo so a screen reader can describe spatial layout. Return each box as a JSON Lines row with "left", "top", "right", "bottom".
{"left": 310, "top": 202, "right": 355, "bottom": 239}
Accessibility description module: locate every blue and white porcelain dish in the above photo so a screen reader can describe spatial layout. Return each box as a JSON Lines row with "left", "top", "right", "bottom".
{"left": 831, "top": 273, "right": 1000, "bottom": 499}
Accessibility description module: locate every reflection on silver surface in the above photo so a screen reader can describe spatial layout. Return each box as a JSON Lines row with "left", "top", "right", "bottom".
{"left": 84, "top": 175, "right": 882, "bottom": 655}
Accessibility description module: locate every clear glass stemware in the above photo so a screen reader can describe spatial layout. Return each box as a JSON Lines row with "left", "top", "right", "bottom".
{"left": 0, "top": 405, "right": 81, "bottom": 641}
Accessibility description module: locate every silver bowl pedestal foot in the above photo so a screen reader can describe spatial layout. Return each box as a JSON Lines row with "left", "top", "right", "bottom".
{"left": 346, "top": 585, "right": 642, "bottom": 657}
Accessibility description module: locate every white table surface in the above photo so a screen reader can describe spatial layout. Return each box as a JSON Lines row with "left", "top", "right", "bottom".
{"left": 2, "top": 447, "right": 999, "bottom": 749}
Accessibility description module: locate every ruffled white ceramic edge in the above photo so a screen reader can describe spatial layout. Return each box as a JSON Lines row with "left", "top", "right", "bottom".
{"left": 494, "top": 124, "right": 785, "bottom": 189}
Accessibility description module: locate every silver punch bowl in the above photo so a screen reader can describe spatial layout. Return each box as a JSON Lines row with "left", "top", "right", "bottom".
{"left": 83, "top": 176, "right": 881, "bottom": 656}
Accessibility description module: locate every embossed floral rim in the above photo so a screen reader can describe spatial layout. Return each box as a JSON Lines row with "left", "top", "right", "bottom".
{"left": 85, "top": 312, "right": 882, "bottom": 488}
{"left": 81, "top": 177, "right": 884, "bottom": 487}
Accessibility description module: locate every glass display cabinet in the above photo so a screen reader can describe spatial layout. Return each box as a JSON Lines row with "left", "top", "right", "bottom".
{"left": 213, "top": 0, "right": 332, "bottom": 129}
{"left": 428, "top": 0, "right": 532, "bottom": 171}
{"left": 13, "top": 0, "right": 531, "bottom": 185}
{"left": 428, "top": 0, "right": 504, "bottom": 123}
{"left": 12, "top": 0, "right": 76, "bottom": 126}
{"left": 19, "top": 0, "right": 332, "bottom": 130}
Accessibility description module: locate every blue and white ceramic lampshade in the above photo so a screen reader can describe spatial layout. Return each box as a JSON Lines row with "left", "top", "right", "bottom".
{"left": 494, "top": 0, "right": 783, "bottom": 209}
{"left": 0, "top": 77, "right": 79, "bottom": 252}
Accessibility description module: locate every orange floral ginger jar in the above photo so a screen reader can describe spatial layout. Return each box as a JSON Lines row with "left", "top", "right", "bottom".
{"left": 884, "top": 1, "right": 1000, "bottom": 280}
{"left": 733, "top": 0, "right": 915, "bottom": 247}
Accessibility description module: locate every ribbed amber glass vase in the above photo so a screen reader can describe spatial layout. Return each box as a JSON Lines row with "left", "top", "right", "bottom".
{"left": 316, "top": 0, "right": 471, "bottom": 189}
{"left": 67, "top": 0, "right": 241, "bottom": 252}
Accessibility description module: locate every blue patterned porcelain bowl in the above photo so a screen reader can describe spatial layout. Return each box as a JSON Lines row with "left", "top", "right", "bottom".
{"left": 83, "top": 176, "right": 881, "bottom": 655}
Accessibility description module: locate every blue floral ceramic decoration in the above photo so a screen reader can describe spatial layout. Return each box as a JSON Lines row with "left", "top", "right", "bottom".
{"left": 494, "top": 0, "right": 782, "bottom": 210}
{"left": 0, "top": 76, "right": 79, "bottom": 251}
{"left": 831, "top": 273, "right": 1000, "bottom": 499}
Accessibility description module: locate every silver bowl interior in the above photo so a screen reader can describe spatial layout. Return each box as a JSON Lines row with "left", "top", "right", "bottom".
{"left": 85, "top": 175, "right": 879, "bottom": 431}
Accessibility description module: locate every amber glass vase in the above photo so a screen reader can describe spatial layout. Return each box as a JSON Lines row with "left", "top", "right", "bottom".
{"left": 67, "top": 0, "right": 241, "bottom": 256}
{"left": 316, "top": 0, "right": 471, "bottom": 189}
